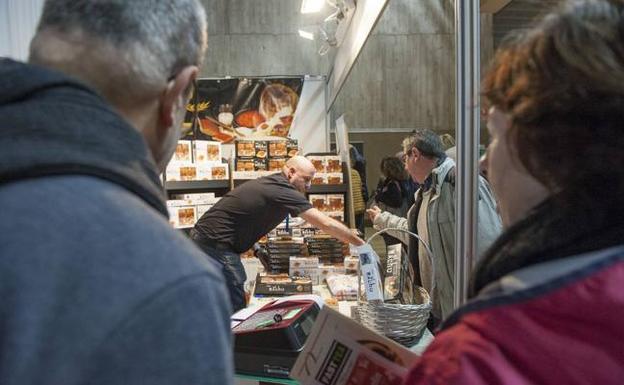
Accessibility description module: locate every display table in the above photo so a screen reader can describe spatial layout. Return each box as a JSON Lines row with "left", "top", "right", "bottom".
{"left": 234, "top": 285, "right": 434, "bottom": 385}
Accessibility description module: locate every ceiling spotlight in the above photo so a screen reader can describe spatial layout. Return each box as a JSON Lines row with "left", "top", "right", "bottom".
{"left": 298, "top": 29, "right": 315, "bottom": 40}
{"left": 300, "top": 0, "right": 325, "bottom": 14}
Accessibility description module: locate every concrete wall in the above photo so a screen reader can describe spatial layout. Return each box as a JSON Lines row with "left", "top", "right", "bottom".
{"left": 200, "top": 0, "right": 330, "bottom": 77}
{"left": 200, "top": 0, "right": 494, "bottom": 181}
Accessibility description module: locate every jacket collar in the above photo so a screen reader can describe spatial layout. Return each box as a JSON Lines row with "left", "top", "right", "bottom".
{"left": 0, "top": 59, "right": 168, "bottom": 217}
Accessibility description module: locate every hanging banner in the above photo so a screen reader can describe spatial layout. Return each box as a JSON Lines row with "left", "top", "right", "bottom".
{"left": 183, "top": 77, "right": 304, "bottom": 143}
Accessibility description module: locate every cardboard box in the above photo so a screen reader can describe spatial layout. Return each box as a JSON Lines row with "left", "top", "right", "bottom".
{"left": 254, "top": 273, "right": 313, "bottom": 296}
{"left": 268, "top": 157, "right": 286, "bottom": 171}
{"left": 327, "top": 173, "right": 343, "bottom": 185}
{"left": 308, "top": 156, "right": 326, "bottom": 173}
{"left": 254, "top": 140, "right": 268, "bottom": 159}
{"left": 172, "top": 140, "right": 192, "bottom": 163}
{"left": 287, "top": 138, "right": 299, "bottom": 158}
{"left": 167, "top": 205, "right": 197, "bottom": 228}
{"left": 196, "top": 204, "right": 213, "bottom": 218}
{"left": 325, "top": 156, "right": 342, "bottom": 173}
{"left": 289, "top": 256, "right": 320, "bottom": 269}
{"left": 309, "top": 194, "right": 328, "bottom": 211}
{"left": 194, "top": 140, "right": 221, "bottom": 163}
{"left": 211, "top": 164, "right": 228, "bottom": 180}
{"left": 166, "top": 163, "right": 197, "bottom": 181}
{"left": 236, "top": 139, "right": 255, "bottom": 158}
{"left": 236, "top": 159, "right": 255, "bottom": 172}
{"left": 268, "top": 140, "right": 288, "bottom": 157}
{"left": 327, "top": 194, "right": 345, "bottom": 211}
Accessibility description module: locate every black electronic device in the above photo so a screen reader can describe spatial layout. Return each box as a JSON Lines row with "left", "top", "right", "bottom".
{"left": 233, "top": 299, "right": 320, "bottom": 379}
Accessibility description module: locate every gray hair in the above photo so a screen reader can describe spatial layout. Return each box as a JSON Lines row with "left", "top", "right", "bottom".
{"left": 402, "top": 128, "right": 445, "bottom": 159}
{"left": 29, "top": 0, "right": 207, "bottom": 102}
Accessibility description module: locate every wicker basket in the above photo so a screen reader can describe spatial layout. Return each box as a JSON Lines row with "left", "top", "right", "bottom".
{"left": 352, "top": 286, "right": 431, "bottom": 346}
{"left": 352, "top": 228, "right": 433, "bottom": 346}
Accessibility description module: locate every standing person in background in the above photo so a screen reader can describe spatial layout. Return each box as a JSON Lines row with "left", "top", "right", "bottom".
{"left": 371, "top": 156, "right": 412, "bottom": 246}
{"left": 0, "top": 0, "right": 234, "bottom": 385}
{"left": 368, "top": 129, "right": 501, "bottom": 324}
{"left": 0, "top": 1, "right": 233, "bottom": 385}
{"left": 349, "top": 145, "right": 368, "bottom": 208}
{"left": 191, "top": 156, "right": 365, "bottom": 312}
{"left": 350, "top": 150, "right": 367, "bottom": 235}
{"left": 404, "top": 1, "right": 624, "bottom": 383}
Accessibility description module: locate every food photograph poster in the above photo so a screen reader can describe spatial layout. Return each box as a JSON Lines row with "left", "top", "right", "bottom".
{"left": 184, "top": 77, "right": 304, "bottom": 143}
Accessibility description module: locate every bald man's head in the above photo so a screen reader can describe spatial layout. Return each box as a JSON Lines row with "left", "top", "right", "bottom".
{"left": 283, "top": 155, "right": 316, "bottom": 193}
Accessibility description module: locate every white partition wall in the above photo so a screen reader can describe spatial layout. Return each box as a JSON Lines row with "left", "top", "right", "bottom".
{"left": 0, "top": 0, "right": 44, "bottom": 60}
{"left": 289, "top": 76, "right": 329, "bottom": 153}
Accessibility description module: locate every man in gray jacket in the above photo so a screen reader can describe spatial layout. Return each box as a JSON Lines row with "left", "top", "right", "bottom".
{"left": 0, "top": 1, "right": 232, "bottom": 384}
{"left": 368, "top": 129, "right": 501, "bottom": 323}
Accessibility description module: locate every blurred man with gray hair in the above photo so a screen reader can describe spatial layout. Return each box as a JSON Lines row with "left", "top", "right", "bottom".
{"left": 0, "top": 1, "right": 233, "bottom": 384}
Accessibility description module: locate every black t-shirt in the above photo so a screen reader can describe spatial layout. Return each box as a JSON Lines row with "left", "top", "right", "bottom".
{"left": 193, "top": 172, "right": 313, "bottom": 253}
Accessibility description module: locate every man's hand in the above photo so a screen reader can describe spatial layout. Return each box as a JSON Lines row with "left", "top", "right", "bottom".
{"left": 366, "top": 205, "right": 381, "bottom": 223}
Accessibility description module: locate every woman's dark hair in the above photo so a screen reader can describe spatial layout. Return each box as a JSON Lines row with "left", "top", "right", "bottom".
{"left": 482, "top": 0, "right": 624, "bottom": 192}
{"left": 380, "top": 156, "right": 408, "bottom": 181}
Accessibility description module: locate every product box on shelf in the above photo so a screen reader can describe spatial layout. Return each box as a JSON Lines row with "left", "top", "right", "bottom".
{"left": 236, "top": 159, "right": 255, "bottom": 172}
{"left": 326, "top": 155, "right": 342, "bottom": 173}
{"left": 166, "top": 200, "right": 197, "bottom": 228}
{"left": 311, "top": 174, "right": 327, "bottom": 185}
{"left": 268, "top": 140, "right": 288, "bottom": 157}
{"left": 210, "top": 164, "right": 229, "bottom": 180}
{"left": 309, "top": 194, "right": 327, "bottom": 211}
{"left": 172, "top": 140, "right": 193, "bottom": 163}
{"left": 308, "top": 156, "right": 326, "bottom": 173}
{"left": 327, "top": 194, "right": 345, "bottom": 211}
{"left": 268, "top": 157, "right": 286, "bottom": 171}
{"left": 196, "top": 204, "right": 213, "bottom": 218}
{"left": 327, "top": 173, "right": 343, "bottom": 185}
{"left": 171, "top": 192, "right": 216, "bottom": 202}
{"left": 194, "top": 140, "right": 221, "bottom": 163}
{"left": 286, "top": 138, "right": 299, "bottom": 158}
{"left": 254, "top": 158, "right": 268, "bottom": 171}
{"left": 235, "top": 139, "right": 255, "bottom": 158}
{"left": 166, "top": 163, "right": 197, "bottom": 181}
{"left": 254, "top": 140, "right": 268, "bottom": 159}
{"left": 289, "top": 267, "right": 320, "bottom": 285}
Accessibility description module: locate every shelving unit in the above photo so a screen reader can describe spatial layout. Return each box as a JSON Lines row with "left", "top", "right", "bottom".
{"left": 165, "top": 180, "right": 230, "bottom": 194}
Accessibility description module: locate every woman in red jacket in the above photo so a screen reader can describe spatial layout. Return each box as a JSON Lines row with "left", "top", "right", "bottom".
{"left": 404, "top": 1, "right": 624, "bottom": 384}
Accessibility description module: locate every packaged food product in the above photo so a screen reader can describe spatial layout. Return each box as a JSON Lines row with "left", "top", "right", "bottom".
{"left": 194, "top": 140, "right": 221, "bottom": 163}
{"left": 236, "top": 159, "right": 255, "bottom": 172}
{"left": 236, "top": 139, "right": 255, "bottom": 158}
{"left": 327, "top": 194, "right": 345, "bottom": 211}
{"left": 173, "top": 140, "right": 192, "bottom": 162}
{"left": 307, "top": 156, "right": 326, "bottom": 173}
{"left": 327, "top": 173, "right": 343, "bottom": 185}
{"left": 309, "top": 194, "right": 328, "bottom": 211}
{"left": 211, "top": 165, "right": 228, "bottom": 179}
{"left": 254, "top": 158, "right": 268, "bottom": 171}
{"left": 268, "top": 140, "right": 288, "bottom": 157}
{"left": 268, "top": 157, "right": 286, "bottom": 171}
{"left": 287, "top": 138, "right": 299, "bottom": 158}
{"left": 254, "top": 140, "right": 268, "bottom": 158}
{"left": 325, "top": 156, "right": 342, "bottom": 173}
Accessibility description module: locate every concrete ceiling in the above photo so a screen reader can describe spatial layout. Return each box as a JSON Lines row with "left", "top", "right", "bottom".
{"left": 493, "top": 0, "right": 562, "bottom": 47}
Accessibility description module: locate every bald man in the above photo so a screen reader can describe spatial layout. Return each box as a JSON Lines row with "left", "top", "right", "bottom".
{"left": 190, "top": 155, "right": 365, "bottom": 311}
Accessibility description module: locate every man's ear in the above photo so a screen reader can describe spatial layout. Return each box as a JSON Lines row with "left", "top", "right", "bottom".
{"left": 159, "top": 65, "right": 198, "bottom": 128}
{"left": 412, "top": 148, "right": 422, "bottom": 160}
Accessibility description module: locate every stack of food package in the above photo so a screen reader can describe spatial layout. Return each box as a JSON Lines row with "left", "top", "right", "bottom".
{"left": 166, "top": 193, "right": 220, "bottom": 229}
{"left": 307, "top": 155, "right": 343, "bottom": 185}
{"left": 234, "top": 138, "right": 298, "bottom": 177}
{"left": 165, "top": 140, "right": 228, "bottom": 181}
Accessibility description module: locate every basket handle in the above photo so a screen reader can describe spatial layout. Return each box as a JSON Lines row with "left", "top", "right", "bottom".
{"left": 357, "top": 228, "right": 436, "bottom": 302}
